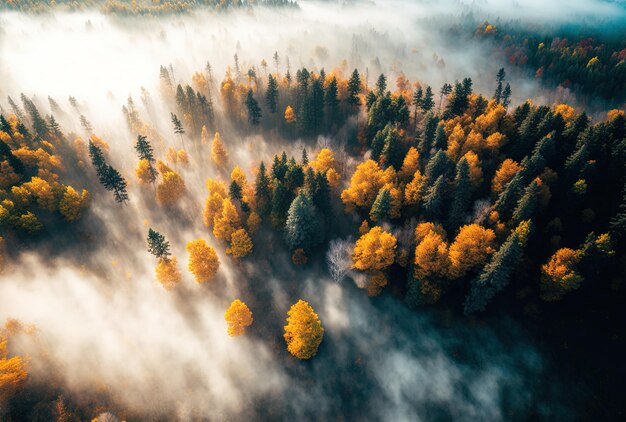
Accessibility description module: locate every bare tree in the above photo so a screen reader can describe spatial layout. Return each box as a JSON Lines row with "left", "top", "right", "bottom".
{"left": 326, "top": 238, "right": 354, "bottom": 282}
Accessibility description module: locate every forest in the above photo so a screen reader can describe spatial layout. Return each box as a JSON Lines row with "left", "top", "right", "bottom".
{"left": 1, "top": 0, "right": 625, "bottom": 421}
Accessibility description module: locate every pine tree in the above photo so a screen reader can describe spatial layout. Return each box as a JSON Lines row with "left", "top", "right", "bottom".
{"left": 434, "top": 123, "right": 447, "bottom": 150}
{"left": 301, "top": 147, "right": 309, "bottom": 166}
{"left": 381, "top": 128, "right": 403, "bottom": 169}
{"left": 413, "top": 86, "right": 423, "bottom": 121}
{"left": 104, "top": 165, "right": 129, "bottom": 203}
{"left": 419, "top": 113, "right": 438, "bottom": 158}
{"left": 425, "top": 149, "right": 451, "bottom": 182}
{"left": 501, "top": 83, "right": 512, "bottom": 109}
{"left": 370, "top": 188, "right": 391, "bottom": 222}
{"left": 494, "top": 171, "right": 525, "bottom": 219}
{"left": 493, "top": 68, "right": 505, "bottom": 103}
{"left": 347, "top": 69, "right": 361, "bottom": 108}
{"left": 147, "top": 228, "right": 171, "bottom": 259}
{"left": 255, "top": 161, "right": 272, "bottom": 218}
{"left": 423, "top": 175, "right": 446, "bottom": 219}
{"left": 511, "top": 179, "right": 541, "bottom": 225}
{"left": 134, "top": 135, "right": 156, "bottom": 183}
{"left": 325, "top": 76, "right": 340, "bottom": 126}
{"left": 448, "top": 158, "right": 471, "bottom": 229}
{"left": 464, "top": 221, "right": 531, "bottom": 313}
{"left": 438, "top": 83, "right": 452, "bottom": 114}
{"left": 285, "top": 192, "right": 321, "bottom": 251}
{"left": 610, "top": 183, "right": 626, "bottom": 239}
{"left": 245, "top": 89, "right": 262, "bottom": 125}
{"left": 422, "top": 86, "right": 435, "bottom": 113}
{"left": 271, "top": 180, "right": 291, "bottom": 226}
{"left": 265, "top": 74, "right": 278, "bottom": 114}
{"left": 229, "top": 180, "right": 243, "bottom": 202}
{"left": 171, "top": 112, "right": 185, "bottom": 138}
{"left": 376, "top": 73, "right": 387, "bottom": 96}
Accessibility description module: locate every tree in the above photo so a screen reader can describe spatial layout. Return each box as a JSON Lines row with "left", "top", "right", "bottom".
{"left": 448, "top": 224, "right": 496, "bottom": 278}
{"left": 156, "top": 162, "right": 185, "bottom": 205}
{"left": 370, "top": 188, "right": 391, "bottom": 222}
{"left": 414, "top": 230, "right": 450, "bottom": 280}
{"left": 228, "top": 228, "right": 253, "bottom": 258}
{"left": 284, "top": 300, "right": 324, "bottom": 360}
{"left": 171, "top": 112, "right": 185, "bottom": 140}
{"left": 134, "top": 135, "right": 156, "bottom": 184}
{"left": 103, "top": 165, "right": 128, "bottom": 203}
{"left": 422, "top": 86, "right": 435, "bottom": 113}
{"left": 347, "top": 69, "right": 361, "bottom": 108}
{"left": 255, "top": 161, "right": 272, "bottom": 218}
{"left": 511, "top": 179, "right": 541, "bottom": 225}
{"left": 284, "top": 105, "right": 296, "bottom": 124}
{"left": 438, "top": 83, "right": 452, "bottom": 114}
{"left": 147, "top": 228, "right": 170, "bottom": 259}
{"left": 493, "top": 68, "right": 505, "bottom": 103}
{"left": 326, "top": 238, "right": 354, "bottom": 282}
{"left": 266, "top": 74, "right": 278, "bottom": 113}
{"left": 245, "top": 89, "right": 262, "bottom": 125}
{"left": 341, "top": 160, "right": 385, "bottom": 211}
{"left": 540, "top": 248, "right": 583, "bottom": 301}
{"left": 375, "top": 73, "right": 387, "bottom": 96}
{"left": 352, "top": 226, "right": 397, "bottom": 271}
{"left": 492, "top": 159, "right": 521, "bottom": 195}
{"left": 211, "top": 132, "right": 228, "bottom": 168}
{"left": 422, "top": 175, "right": 446, "bottom": 219}
{"left": 155, "top": 256, "right": 181, "bottom": 290}
{"left": 225, "top": 299, "right": 253, "bottom": 337}
{"left": 448, "top": 158, "right": 471, "bottom": 229}
{"left": 213, "top": 198, "right": 241, "bottom": 240}
{"left": 186, "top": 239, "right": 219, "bottom": 283}
{"left": 285, "top": 192, "right": 321, "bottom": 251}
{"left": 0, "top": 337, "right": 28, "bottom": 402}
{"left": 464, "top": 220, "right": 531, "bottom": 314}
{"left": 59, "top": 187, "right": 89, "bottom": 222}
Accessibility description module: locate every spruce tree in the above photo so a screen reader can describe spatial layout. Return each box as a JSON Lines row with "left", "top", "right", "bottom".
{"left": 434, "top": 123, "right": 447, "bottom": 150}
{"left": 370, "top": 188, "right": 391, "bottom": 222}
{"left": 245, "top": 89, "right": 262, "bottom": 126}
{"left": 423, "top": 175, "right": 446, "bottom": 219}
{"left": 422, "top": 86, "right": 435, "bottom": 113}
{"left": 425, "top": 149, "right": 451, "bottom": 182}
{"left": 134, "top": 135, "right": 156, "bottom": 183}
{"left": 229, "top": 180, "right": 243, "bottom": 202}
{"left": 271, "top": 180, "right": 292, "bottom": 226}
{"left": 448, "top": 158, "right": 471, "bottom": 230}
{"left": 382, "top": 128, "right": 403, "bottom": 169}
{"left": 493, "top": 68, "right": 505, "bottom": 103}
{"left": 255, "top": 161, "right": 272, "bottom": 218}
{"left": 376, "top": 74, "right": 387, "bottom": 96}
{"left": 464, "top": 221, "right": 531, "bottom": 314}
{"left": 347, "top": 69, "right": 361, "bottom": 108}
{"left": 419, "top": 113, "right": 438, "bottom": 158}
{"left": 494, "top": 170, "right": 525, "bottom": 219}
{"left": 511, "top": 180, "right": 541, "bottom": 225}
{"left": 266, "top": 74, "right": 278, "bottom": 114}
{"left": 147, "top": 228, "right": 171, "bottom": 260}
{"left": 285, "top": 192, "right": 322, "bottom": 251}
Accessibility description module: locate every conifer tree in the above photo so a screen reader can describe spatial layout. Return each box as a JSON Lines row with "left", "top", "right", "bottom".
{"left": 464, "top": 221, "right": 531, "bottom": 314}
{"left": 134, "top": 135, "right": 156, "bottom": 184}
{"left": 370, "top": 188, "right": 391, "bottom": 222}
{"left": 493, "top": 68, "right": 505, "bottom": 103}
{"left": 448, "top": 158, "right": 471, "bottom": 229}
{"left": 511, "top": 179, "right": 541, "bottom": 225}
{"left": 265, "top": 74, "right": 278, "bottom": 114}
{"left": 422, "top": 86, "right": 435, "bottom": 113}
{"left": 147, "top": 228, "right": 170, "bottom": 260}
{"left": 285, "top": 192, "right": 321, "bottom": 251}
{"left": 347, "top": 69, "right": 361, "bottom": 108}
{"left": 423, "top": 175, "right": 446, "bottom": 219}
{"left": 245, "top": 89, "right": 262, "bottom": 125}
{"left": 255, "top": 161, "right": 272, "bottom": 218}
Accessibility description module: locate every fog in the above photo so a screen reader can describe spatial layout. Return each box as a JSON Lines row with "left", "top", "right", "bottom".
{"left": 0, "top": 0, "right": 610, "bottom": 419}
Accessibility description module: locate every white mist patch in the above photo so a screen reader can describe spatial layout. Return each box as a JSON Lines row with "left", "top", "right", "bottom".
{"left": 0, "top": 254, "right": 285, "bottom": 418}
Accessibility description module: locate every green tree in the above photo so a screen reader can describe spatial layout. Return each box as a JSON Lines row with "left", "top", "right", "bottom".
{"left": 147, "top": 228, "right": 170, "bottom": 259}
{"left": 448, "top": 158, "right": 471, "bottom": 229}
{"left": 285, "top": 192, "right": 321, "bottom": 251}
{"left": 134, "top": 135, "right": 156, "bottom": 184}
{"left": 370, "top": 188, "right": 391, "bottom": 222}
{"left": 245, "top": 89, "right": 262, "bottom": 125}
{"left": 255, "top": 161, "right": 272, "bottom": 218}
{"left": 265, "top": 74, "right": 278, "bottom": 114}
{"left": 464, "top": 221, "right": 531, "bottom": 313}
{"left": 347, "top": 69, "right": 361, "bottom": 108}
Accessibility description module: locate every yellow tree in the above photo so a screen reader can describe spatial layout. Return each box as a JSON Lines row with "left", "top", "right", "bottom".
{"left": 540, "top": 248, "right": 583, "bottom": 301}
{"left": 213, "top": 198, "right": 241, "bottom": 240}
{"left": 0, "top": 337, "right": 28, "bottom": 402}
{"left": 59, "top": 186, "right": 89, "bottom": 222}
{"left": 135, "top": 159, "right": 155, "bottom": 185}
{"left": 224, "top": 299, "right": 253, "bottom": 337}
{"left": 310, "top": 148, "right": 335, "bottom": 174}
{"left": 155, "top": 256, "right": 182, "bottom": 290}
{"left": 186, "top": 239, "right": 220, "bottom": 283}
{"left": 227, "top": 228, "right": 253, "bottom": 258}
{"left": 400, "top": 147, "right": 420, "bottom": 180}
{"left": 284, "top": 105, "right": 296, "bottom": 124}
{"left": 492, "top": 159, "right": 521, "bottom": 195}
{"left": 352, "top": 226, "right": 397, "bottom": 271}
{"left": 448, "top": 224, "right": 496, "bottom": 278}
{"left": 283, "top": 300, "right": 324, "bottom": 360}
{"left": 156, "top": 161, "right": 185, "bottom": 205}
{"left": 341, "top": 160, "right": 385, "bottom": 212}
{"left": 211, "top": 132, "right": 229, "bottom": 168}
{"left": 404, "top": 170, "right": 427, "bottom": 205}
{"left": 203, "top": 179, "right": 228, "bottom": 228}
{"left": 414, "top": 231, "right": 450, "bottom": 280}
